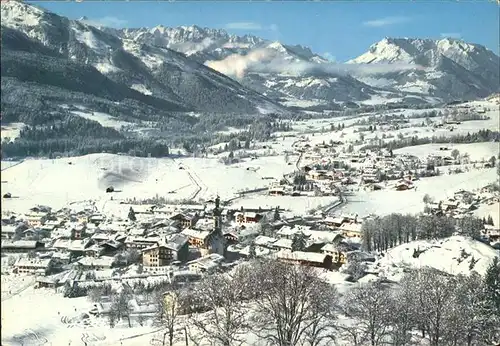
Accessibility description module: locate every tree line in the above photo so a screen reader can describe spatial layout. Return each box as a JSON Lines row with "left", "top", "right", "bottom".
{"left": 361, "top": 213, "right": 485, "bottom": 252}
{"left": 361, "top": 129, "right": 500, "bottom": 151}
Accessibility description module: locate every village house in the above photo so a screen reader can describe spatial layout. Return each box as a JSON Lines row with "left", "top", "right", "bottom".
{"left": 24, "top": 213, "right": 45, "bottom": 228}
{"left": 125, "top": 236, "right": 161, "bottom": 250}
{"left": 276, "top": 250, "right": 333, "bottom": 270}
{"left": 254, "top": 235, "right": 278, "bottom": 250}
{"left": 234, "top": 211, "right": 264, "bottom": 224}
{"left": 181, "top": 228, "right": 225, "bottom": 256}
{"left": 272, "top": 238, "right": 293, "bottom": 251}
{"left": 170, "top": 212, "right": 199, "bottom": 229}
{"left": 1, "top": 240, "right": 45, "bottom": 253}
{"left": 35, "top": 276, "right": 60, "bottom": 289}
{"left": 187, "top": 253, "right": 225, "bottom": 274}
{"left": 338, "top": 222, "right": 363, "bottom": 239}
{"left": 142, "top": 234, "right": 189, "bottom": 267}
{"left": 14, "top": 258, "right": 53, "bottom": 275}
{"left": 320, "top": 243, "right": 347, "bottom": 264}
{"left": 324, "top": 216, "right": 345, "bottom": 228}
{"left": 268, "top": 186, "right": 286, "bottom": 196}
{"left": 307, "top": 170, "right": 332, "bottom": 181}
{"left": 1, "top": 225, "right": 17, "bottom": 239}
{"left": 76, "top": 256, "right": 115, "bottom": 271}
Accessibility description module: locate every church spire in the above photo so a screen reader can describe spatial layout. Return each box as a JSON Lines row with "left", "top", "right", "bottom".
{"left": 213, "top": 195, "right": 222, "bottom": 232}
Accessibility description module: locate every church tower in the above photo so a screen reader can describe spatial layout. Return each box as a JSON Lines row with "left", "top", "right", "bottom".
{"left": 213, "top": 195, "right": 222, "bottom": 233}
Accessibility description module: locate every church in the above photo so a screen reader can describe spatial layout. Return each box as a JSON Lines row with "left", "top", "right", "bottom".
{"left": 181, "top": 195, "right": 226, "bottom": 257}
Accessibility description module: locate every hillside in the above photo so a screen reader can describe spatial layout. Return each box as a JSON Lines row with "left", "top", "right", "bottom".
{"left": 377, "top": 236, "right": 499, "bottom": 278}
{"left": 0, "top": 1, "right": 292, "bottom": 159}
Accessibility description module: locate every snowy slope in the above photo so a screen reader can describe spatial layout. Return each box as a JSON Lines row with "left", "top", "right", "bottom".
{"left": 0, "top": 1, "right": 287, "bottom": 116}
{"left": 377, "top": 236, "right": 499, "bottom": 277}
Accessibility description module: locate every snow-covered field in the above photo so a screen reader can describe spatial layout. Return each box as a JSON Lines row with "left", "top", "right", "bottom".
{"left": 394, "top": 142, "right": 499, "bottom": 162}
{"left": 336, "top": 168, "right": 498, "bottom": 217}
{"left": 1, "top": 154, "right": 195, "bottom": 213}
{"left": 0, "top": 152, "right": 300, "bottom": 214}
{"left": 71, "top": 111, "right": 135, "bottom": 130}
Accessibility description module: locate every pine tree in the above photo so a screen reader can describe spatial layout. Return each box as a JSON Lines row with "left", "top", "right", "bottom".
{"left": 487, "top": 215, "right": 494, "bottom": 226}
{"left": 248, "top": 243, "right": 257, "bottom": 259}
{"left": 291, "top": 232, "right": 306, "bottom": 252}
{"left": 128, "top": 207, "right": 137, "bottom": 222}
{"left": 484, "top": 257, "right": 500, "bottom": 316}
{"left": 273, "top": 206, "right": 280, "bottom": 222}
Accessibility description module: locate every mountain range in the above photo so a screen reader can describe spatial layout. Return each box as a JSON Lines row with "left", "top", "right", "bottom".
{"left": 1, "top": 0, "right": 499, "bottom": 158}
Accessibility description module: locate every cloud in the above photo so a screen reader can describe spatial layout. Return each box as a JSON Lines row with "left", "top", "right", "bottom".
{"left": 363, "top": 16, "right": 410, "bottom": 27}
{"left": 269, "top": 24, "right": 279, "bottom": 32}
{"left": 80, "top": 16, "right": 128, "bottom": 28}
{"left": 440, "top": 32, "right": 462, "bottom": 39}
{"left": 170, "top": 38, "right": 215, "bottom": 55}
{"left": 225, "top": 22, "right": 263, "bottom": 30}
{"left": 323, "top": 52, "right": 336, "bottom": 62}
{"left": 224, "top": 22, "right": 279, "bottom": 32}
{"left": 205, "top": 48, "right": 422, "bottom": 79}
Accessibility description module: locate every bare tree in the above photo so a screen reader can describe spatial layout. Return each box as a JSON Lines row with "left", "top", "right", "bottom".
{"left": 111, "top": 289, "right": 133, "bottom": 328}
{"left": 189, "top": 270, "right": 249, "bottom": 346}
{"left": 344, "top": 258, "right": 367, "bottom": 282}
{"left": 451, "top": 149, "right": 460, "bottom": 160}
{"left": 250, "top": 259, "right": 338, "bottom": 346}
{"left": 155, "top": 286, "right": 185, "bottom": 346}
{"left": 342, "top": 280, "right": 392, "bottom": 346}
{"left": 404, "top": 268, "right": 456, "bottom": 346}
{"left": 387, "top": 280, "right": 417, "bottom": 345}
{"left": 422, "top": 194, "right": 433, "bottom": 205}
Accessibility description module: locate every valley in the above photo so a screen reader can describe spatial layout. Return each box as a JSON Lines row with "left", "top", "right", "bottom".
{"left": 1, "top": 1, "right": 500, "bottom": 346}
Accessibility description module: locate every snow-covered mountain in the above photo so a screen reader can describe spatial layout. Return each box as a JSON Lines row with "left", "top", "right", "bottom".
{"left": 349, "top": 38, "right": 500, "bottom": 101}
{"left": 2, "top": 0, "right": 499, "bottom": 114}
{"left": 114, "top": 28, "right": 500, "bottom": 105}
{"left": 114, "top": 26, "right": 386, "bottom": 107}
{"left": 1, "top": 1, "right": 286, "bottom": 116}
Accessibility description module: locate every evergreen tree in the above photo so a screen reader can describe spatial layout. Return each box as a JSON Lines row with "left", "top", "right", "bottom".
{"left": 128, "top": 207, "right": 137, "bottom": 222}
{"left": 273, "top": 206, "right": 280, "bottom": 222}
{"left": 484, "top": 257, "right": 500, "bottom": 316}
{"left": 248, "top": 243, "right": 257, "bottom": 259}
{"left": 291, "top": 232, "right": 306, "bottom": 252}
{"left": 487, "top": 215, "right": 495, "bottom": 226}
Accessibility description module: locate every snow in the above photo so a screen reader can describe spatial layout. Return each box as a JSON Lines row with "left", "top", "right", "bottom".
{"left": 94, "top": 62, "right": 121, "bottom": 74}
{"left": 337, "top": 168, "right": 498, "bottom": 217}
{"left": 378, "top": 236, "right": 499, "bottom": 277}
{"left": 72, "top": 27, "right": 110, "bottom": 54}
{"left": 1, "top": 154, "right": 195, "bottom": 214}
{"left": 0, "top": 1, "right": 43, "bottom": 29}
{"left": 72, "top": 111, "right": 133, "bottom": 130}
{"left": 130, "top": 84, "right": 153, "bottom": 96}
{"left": 233, "top": 195, "right": 339, "bottom": 215}
{"left": 394, "top": 142, "right": 500, "bottom": 162}
{"left": 474, "top": 201, "right": 500, "bottom": 227}
{"left": 1, "top": 122, "right": 25, "bottom": 142}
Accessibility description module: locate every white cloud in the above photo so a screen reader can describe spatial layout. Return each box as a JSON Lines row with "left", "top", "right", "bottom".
{"left": 80, "top": 16, "right": 128, "bottom": 28}
{"left": 323, "top": 52, "right": 336, "bottom": 62}
{"left": 205, "top": 48, "right": 421, "bottom": 79}
{"left": 440, "top": 32, "right": 462, "bottom": 39}
{"left": 363, "top": 16, "right": 410, "bottom": 27}
{"left": 225, "top": 22, "right": 263, "bottom": 30}
{"left": 224, "top": 22, "right": 279, "bottom": 32}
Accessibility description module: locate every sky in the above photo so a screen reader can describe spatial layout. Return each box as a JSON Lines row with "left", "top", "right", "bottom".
{"left": 32, "top": 1, "right": 499, "bottom": 62}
